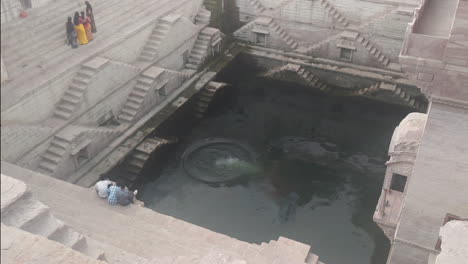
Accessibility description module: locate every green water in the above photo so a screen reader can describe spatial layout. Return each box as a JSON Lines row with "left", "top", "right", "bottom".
{"left": 140, "top": 61, "right": 411, "bottom": 264}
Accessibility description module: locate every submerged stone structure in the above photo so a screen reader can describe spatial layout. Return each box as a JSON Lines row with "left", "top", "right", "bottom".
{"left": 1, "top": 0, "right": 467, "bottom": 263}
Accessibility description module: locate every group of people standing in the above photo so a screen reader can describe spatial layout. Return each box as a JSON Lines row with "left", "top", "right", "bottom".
{"left": 66, "top": 1, "right": 97, "bottom": 48}
{"left": 95, "top": 179, "right": 138, "bottom": 206}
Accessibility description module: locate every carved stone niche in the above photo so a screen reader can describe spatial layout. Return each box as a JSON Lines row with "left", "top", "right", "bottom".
{"left": 374, "top": 112, "right": 428, "bottom": 241}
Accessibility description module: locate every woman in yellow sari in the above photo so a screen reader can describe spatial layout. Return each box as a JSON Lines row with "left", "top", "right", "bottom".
{"left": 74, "top": 12, "right": 88, "bottom": 45}
{"left": 80, "top": 11, "right": 93, "bottom": 41}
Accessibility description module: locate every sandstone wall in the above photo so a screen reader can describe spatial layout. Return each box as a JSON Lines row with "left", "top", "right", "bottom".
{"left": 0, "top": 0, "right": 21, "bottom": 23}
{"left": 234, "top": 0, "right": 416, "bottom": 69}
{"left": 1, "top": 61, "right": 139, "bottom": 124}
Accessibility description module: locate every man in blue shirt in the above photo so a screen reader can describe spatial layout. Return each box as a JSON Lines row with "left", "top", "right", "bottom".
{"left": 107, "top": 182, "right": 123, "bottom": 205}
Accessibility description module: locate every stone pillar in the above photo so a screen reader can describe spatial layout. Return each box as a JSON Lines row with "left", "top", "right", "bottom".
{"left": 1, "top": 56, "right": 8, "bottom": 83}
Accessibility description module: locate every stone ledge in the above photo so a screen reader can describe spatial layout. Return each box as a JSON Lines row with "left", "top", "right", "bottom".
{"left": 82, "top": 57, "right": 110, "bottom": 71}
{"left": 0, "top": 174, "right": 28, "bottom": 212}
{"left": 142, "top": 66, "right": 165, "bottom": 79}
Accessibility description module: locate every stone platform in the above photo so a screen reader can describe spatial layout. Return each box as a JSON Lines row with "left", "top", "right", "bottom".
{"left": 1, "top": 161, "right": 324, "bottom": 264}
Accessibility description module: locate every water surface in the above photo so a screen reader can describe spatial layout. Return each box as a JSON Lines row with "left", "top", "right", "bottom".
{"left": 140, "top": 69, "right": 410, "bottom": 264}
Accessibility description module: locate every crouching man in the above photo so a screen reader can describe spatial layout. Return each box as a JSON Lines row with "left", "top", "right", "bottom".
{"left": 117, "top": 186, "right": 138, "bottom": 206}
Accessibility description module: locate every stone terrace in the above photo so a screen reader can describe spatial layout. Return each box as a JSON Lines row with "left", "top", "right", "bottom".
{"left": 0, "top": 0, "right": 195, "bottom": 110}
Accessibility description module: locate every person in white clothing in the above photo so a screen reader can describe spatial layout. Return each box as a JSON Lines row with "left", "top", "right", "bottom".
{"left": 95, "top": 179, "right": 114, "bottom": 198}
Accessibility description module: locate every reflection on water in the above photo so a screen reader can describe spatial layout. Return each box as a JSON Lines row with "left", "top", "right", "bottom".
{"left": 139, "top": 70, "right": 411, "bottom": 264}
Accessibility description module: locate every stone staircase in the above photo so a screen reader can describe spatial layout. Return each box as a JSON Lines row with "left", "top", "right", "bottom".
{"left": 185, "top": 28, "right": 217, "bottom": 70}
{"left": 138, "top": 19, "right": 173, "bottom": 63}
{"left": 353, "top": 82, "right": 380, "bottom": 96}
{"left": 118, "top": 137, "right": 178, "bottom": 185}
{"left": 1, "top": 176, "right": 106, "bottom": 261}
{"left": 246, "top": 0, "right": 267, "bottom": 13}
{"left": 296, "top": 65, "right": 330, "bottom": 92}
{"left": 388, "top": 84, "right": 427, "bottom": 111}
{"left": 233, "top": 17, "right": 300, "bottom": 50}
{"left": 194, "top": 7, "right": 211, "bottom": 25}
{"left": 352, "top": 82, "right": 426, "bottom": 111}
{"left": 37, "top": 124, "right": 122, "bottom": 176}
{"left": 266, "top": 63, "right": 330, "bottom": 92}
{"left": 355, "top": 33, "right": 390, "bottom": 66}
{"left": 297, "top": 4, "right": 396, "bottom": 65}
{"left": 53, "top": 61, "right": 106, "bottom": 120}
{"left": 193, "top": 81, "right": 227, "bottom": 118}
{"left": 38, "top": 134, "right": 72, "bottom": 175}
{"left": 316, "top": 0, "right": 350, "bottom": 27}
{"left": 268, "top": 18, "right": 299, "bottom": 49}
{"left": 119, "top": 67, "right": 166, "bottom": 123}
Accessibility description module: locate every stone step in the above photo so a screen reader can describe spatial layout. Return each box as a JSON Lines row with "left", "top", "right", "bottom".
{"left": 141, "top": 51, "right": 155, "bottom": 59}
{"left": 135, "top": 83, "right": 151, "bottom": 92}
{"left": 128, "top": 159, "right": 145, "bottom": 169}
{"left": 1, "top": 198, "right": 50, "bottom": 229}
{"left": 53, "top": 109, "right": 72, "bottom": 120}
{"left": 192, "top": 49, "right": 205, "bottom": 56}
{"left": 63, "top": 94, "right": 81, "bottom": 104}
{"left": 1, "top": 189, "right": 31, "bottom": 215}
{"left": 48, "top": 145, "right": 67, "bottom": 156}
{"left": 129, "top": 96, "right": 144, "bottom": 105}
{"left": 125, "top": 101, "right": 141, "bottom": 111}
{"left": 144, "top": 46, "right": 159, "bottom": 53}
{"left": 70, "top": 83, "right": 88, "bottom": 92}
{"left": 319, "top": 83, "right": 329, "bottom": 91}
{"left": 65, "top": 90, "right": 84, "bottom": 99}
{"left": 57, "top": 102, "right": 76, "bottom": 113}
{"left": 38, "top": 160, "right": 57, "bottom": 173}
{"left": 49, "top": 225, "right": 88, "bottom": 250}
{"left": 137, "top": 76, "right": 154, "bottom": 85}
{"left": 199, "top": 34, "right": 211, "bottom": 41}
{"left": 199, "top": 96, "right": 212, "bottom": 103}
{"left": 122, "top": 108, "right": 138, "bottom": 117}
{"left": 147, "top": 39, "right": 163, "bottom": 47}
{"left": 185, "top": 63, "right": 199, "bottom": 70}
{"left": 189, "top": 58, "right": 202, "bottom": 65}
{"left": 77, "top": 68, "right": 96, "bottom": 79}
{"left": 43, "top": 153, "right": 62, "bottom": 165}
{"left": 132, "top": 153, "right": 150, "bottom": 162}
{"left": 21, "top": 212, "right": 65, "bottom": 238}
{"left": 51, "top": 137, "right": 70, "bottom": 148}
{"left": 131, "top": 90, "right": 147, "bottom": 99}
{"left": 119, "top": 113, "right": 133, "bottom": 123}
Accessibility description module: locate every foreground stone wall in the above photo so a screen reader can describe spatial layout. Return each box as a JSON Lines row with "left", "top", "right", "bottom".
{"left": 435, "top": 220, "right": 468, "bottom": 264}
